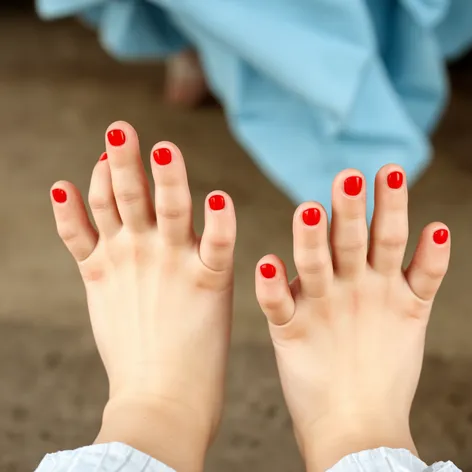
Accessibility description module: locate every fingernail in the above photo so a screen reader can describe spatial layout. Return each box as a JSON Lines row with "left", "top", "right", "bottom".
{"left": 344, "top": 176, "right": 363, "bottom": 196}
{"left": 433, "top": 229, "right": 449, "bottom": 245}
{"left": 209, "top": 194, "right": 225, "bottom": 211}
{"left": 260, "top": 263, "right": 276, "bottom": 279}
{"left": 99, "top": 152, "right": 108, "bottom": 161}
{"left": 302, "top": 208, "right": 321, "bottom": 226}
{"left": 153, "top": 147, "right": 172, "bottom": 165}
{"left": 52, "top": 188, "right": 67, "bottom": 203}
{"left": 387, "top": 171, "right": 403, "bottom": 189}
{"left": 107, "top": 129, "right": 126, "bottom": 146}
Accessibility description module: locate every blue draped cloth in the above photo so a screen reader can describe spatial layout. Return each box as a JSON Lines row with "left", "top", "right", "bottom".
{"left": 36, "top": 0, "right": 472, "bottom": 218}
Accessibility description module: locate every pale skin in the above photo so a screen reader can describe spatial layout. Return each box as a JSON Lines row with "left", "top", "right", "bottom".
{"left": 255, "top": 167, "right": 450, "bottom": 471}
{"left": 50, "top": 121, "right": 450, "bottom": 472}
{"left": 51, "top": 122, "right": 236, "bottom": 472}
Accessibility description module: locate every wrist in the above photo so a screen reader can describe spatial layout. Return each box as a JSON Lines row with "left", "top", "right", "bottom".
{"left": 95, "top": 395, "right": 209, "bottom": 472}
{"left": 301, "top": 415, "right": 417, "bottom": 472}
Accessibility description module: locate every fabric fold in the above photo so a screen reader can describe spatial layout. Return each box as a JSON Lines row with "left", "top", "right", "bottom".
{"left": 36, "top": 0, "right": 104, "bottom": 18}
{"left": 400, "top": 0, "right": 450, "bottom": 28}
{"left": 162, "top": 0, "right": 375, "bottom": 133}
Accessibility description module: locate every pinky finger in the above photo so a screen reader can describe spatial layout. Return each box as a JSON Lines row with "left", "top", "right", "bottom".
{"left": 405, "top": 223, "right": 450, "bottom": 301}
{"left": 51, "top": 181, "right": 98, "bottom": 262}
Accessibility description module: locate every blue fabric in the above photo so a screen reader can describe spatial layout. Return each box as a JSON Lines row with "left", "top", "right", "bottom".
{"left": 36, "top": 0, "right": 472, "bottom": 219}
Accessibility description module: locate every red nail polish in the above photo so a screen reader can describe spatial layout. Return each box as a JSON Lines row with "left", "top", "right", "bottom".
{"left": 99, "top": 152, "right": 108, "bottom": 161}
{"left": 387, "top": 171, "right": 403, "bottom": 189}
{"left": 344, "top": 176, "right": 363, "bottom": 196}
{"left": 209, "top": 194, "right": 225, "bottom": 211}
{"left": 52, "top": 188, "right": 67, "bottom": 203}
{"left": 302, "top": 208, "right": 321, "bottom": 226}
{"left": 107, "top": 129, "right": 126, "bottom": 146}
{"left": 260, "top": 263, "right": 276, "bottom": 279}
{"left": 433, "top": 229, "right": 449, "bottom": 245}
{"left": 153, "top": 147, "right": 172, "bottom": 165}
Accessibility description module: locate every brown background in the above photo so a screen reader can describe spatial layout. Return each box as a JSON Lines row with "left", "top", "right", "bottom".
{"left": 1, "top": 3, "right": 472, "bottom": 471}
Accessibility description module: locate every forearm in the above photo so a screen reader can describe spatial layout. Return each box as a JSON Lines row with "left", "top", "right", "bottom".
{"left": 95, "top": 397, "right": 208, "bottom": 472}
{"left": 302, "top": 415, "right": 417, "bottom": 472}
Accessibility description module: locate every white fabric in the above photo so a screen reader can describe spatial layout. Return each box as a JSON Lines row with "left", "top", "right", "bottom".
{"left": 34, "top": 443, "right": 462, "bottom": 472}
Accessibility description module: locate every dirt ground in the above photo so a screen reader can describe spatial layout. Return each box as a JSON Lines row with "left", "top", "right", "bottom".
{"left": 1, "top": 5, "right": 472, "bottom": 472}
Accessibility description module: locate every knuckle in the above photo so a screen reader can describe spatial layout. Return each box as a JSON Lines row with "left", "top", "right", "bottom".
{"left": 335, "top": 238, "right": 366, "bottom": 254}
{"left": 155, "top": 203, "right": 189, "bottom": 221}
{"left": 423, "top": 265, "right": 447, "bottom": 281}
{"left": 406, "top": 297, "right": 432, "bottom": 319}
{"left": 261, "top": 295, "right": 286, "bottom": 312}
{"left": 88, "top": 195, "right": 112, "bottom": 213}
{"left": 114, "top": 189, "right": 143, "bottom": 206}
{"left": 194, "top": 269, "right": 228, "bottom": 291}
{"left": 57, "top": 226, "right": 79, "bottom": 244}
{"left": 296, "top": 255, "right": 330, "bottom": 275}
{"left": 373, "top": 233, "right": 408, "bottom": 250}
{"left": 342, "top": 211, "right": 365, "bottom": 222}
{"left": 206, "top": 235, "right": 233, "bottom": 251}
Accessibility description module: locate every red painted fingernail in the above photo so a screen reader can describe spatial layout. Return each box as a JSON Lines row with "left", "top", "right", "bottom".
{"left": 260, "top": 263, "right": 276, "bottom": 279}
{"left": 433, "top": 229, "right": 449, "bottom": 245}
{"left": 344, "top": 176, "right": 363, "bottom": 196}
{"left": 107, "top": 129, "right": 126, "bottom": 146}
{"left": 52, "top": 188, "right": 67, "bottom": 203}
{"left": 99, "top": 152, "right": 108, "bottom": 161}
{"left": 302, "top": 208, "right": 321, "bottom": 226}
{"left": 153, "top": 147, "right": 172, "bottom": 165}
{"left": 209, "top": 194, "right": 225, "bottom": 211}
{"left": 387, "top": 171, "right": 403, "bottom": 189}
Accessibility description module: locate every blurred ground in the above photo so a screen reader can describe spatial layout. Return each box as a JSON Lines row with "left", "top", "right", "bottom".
{"left": 1, "top": 5, "right": 472, "bottom": 472}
